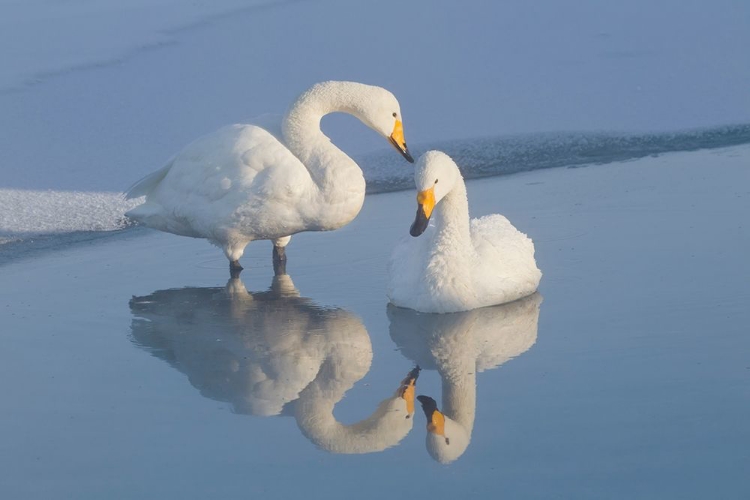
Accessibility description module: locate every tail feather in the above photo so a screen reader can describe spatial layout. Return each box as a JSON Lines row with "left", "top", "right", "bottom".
{"left": 124, "top": 202, "right": 163, "bottom": 222}
{"left": 125, "top": 158, "right": 174, "bottom": 199}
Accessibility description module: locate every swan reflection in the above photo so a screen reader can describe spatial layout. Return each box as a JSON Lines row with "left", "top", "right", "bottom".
{"left": 130, "top": 275, "right": 417, "bottom": 453}
{"left": 388, "top": 293, "right": 542, "bottom": 463}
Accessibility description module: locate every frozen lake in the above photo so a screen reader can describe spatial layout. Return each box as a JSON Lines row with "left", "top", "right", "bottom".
{"left": 1, "top": 146, "right": 748, "bottom": 499}
{"left": 2, "top": 0, "right": 749, "bottom": 496}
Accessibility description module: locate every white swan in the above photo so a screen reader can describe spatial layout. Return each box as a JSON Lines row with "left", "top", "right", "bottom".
{"left": 387, "top": 150, "right": 542, "bottom": 313}
{"left": 129, "top": 274, "right": 419, "bottom": 453}
{"left": 125, "top": 81, "right": 414, "bottom": 275}
{"left": 388, "top": 293, "right": 542, "bottom": 463}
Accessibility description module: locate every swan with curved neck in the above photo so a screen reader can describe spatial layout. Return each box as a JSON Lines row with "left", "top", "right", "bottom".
{"left": 126, "top": 81, "right": 413, "bottom": 275}
{"left": 130, "top": 274, "right": 419, "bottom": 453}
{"left": 387, "top": 150, "right": 542, "bottom": 313}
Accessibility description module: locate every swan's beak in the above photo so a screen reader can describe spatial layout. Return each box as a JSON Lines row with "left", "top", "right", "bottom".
{"left": 410, "top": 187, "right": 435, "bottom": 237}
{"left": 389, "top": 120, "right": 414, "bottom": 163}
{"left": 397, "top": 366, "right": 421, "bottom": 417}
{"left": 417, "top": 395, "right": 446, "bottom": 437}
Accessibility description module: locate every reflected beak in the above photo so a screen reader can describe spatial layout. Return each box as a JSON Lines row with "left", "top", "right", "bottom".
{"left": 389, "top": 120, "right": 414, "bottom": 163}
{"left": 397, "top": 366, "right": 421, "bottom": 417}
{"left": 410, "top": 187, "right": 435, "bottom": 237}
{"left": 417, "top": 395, "right": 446, "bottom": 436}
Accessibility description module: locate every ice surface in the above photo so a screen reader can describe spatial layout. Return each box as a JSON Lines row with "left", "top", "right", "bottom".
{"left": 0, "top": 0, "right": 748, "bottom": 493}
{"left": 1, "top": 144, "right": 748, "bottom": 499}
{"left": 1, "top": 124, "right": 748, "bottom": 251}
{"left": 1, "top": 0, "right": 749, "bottom": 254}
{"left": 0, "top": 0, "right": 279, "bottom": 91}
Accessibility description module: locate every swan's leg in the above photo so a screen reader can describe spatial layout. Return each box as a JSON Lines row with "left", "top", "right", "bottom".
{"left": 272, "top": 236, "right": 291, "bottom": 276}
{"left": 223, "top": 238, "right": 250, "bottom": 279}
{"left": 272, "top": 248, "right": 285, "bottom": 275}
{"left": 229, "top": 259, "right": 243, "bottom": 279}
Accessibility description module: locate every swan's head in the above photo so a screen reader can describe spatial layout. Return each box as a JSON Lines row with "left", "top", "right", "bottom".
{"left": 355, "top": 84, "right": 414, "bottom": 163}
{"left": 291, "top": 81, "right": 414, "bottom": 162}
{"left": 417, "top": 395, "right": 470, "bottom": 463}
{"left": 410, "top": 151, "right": 462, "bottom": 237}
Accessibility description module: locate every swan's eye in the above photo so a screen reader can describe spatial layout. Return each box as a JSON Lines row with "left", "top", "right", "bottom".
{"left": 435, "top": 179, "right": 439, "bottom": 184}
{"left": 445, "top": 438, "right": 450, "bottom": 445}
{"left": 392, "top": 112, "right": 397, "bottom": 118}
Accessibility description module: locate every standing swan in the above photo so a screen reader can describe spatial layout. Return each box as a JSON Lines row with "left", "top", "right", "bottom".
{"left": 126, "top": 81, "right": 414, "bottom": 275}
{"left": 387, "top": 151, "right": 541, "bottom": 313}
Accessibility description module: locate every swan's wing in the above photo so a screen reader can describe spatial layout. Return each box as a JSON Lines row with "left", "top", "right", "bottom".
{"left": 156, "top": 123, "right": 308, "bottom": 203}
{"left": 125, "top": 122, "right": 293, "bottom": 199}
{"left": 127, "top": 123, "right": 310, "bottom": 236}
{"left": 470, "top": 214, "right": 542, "bottom": 300}
{"left": 470, "top": 214, "right": 535, "bottom": 258}
{"left": 125, "top": 156, "right": 176, "bottom": 199}
{"left": 245, "top": 113, "right": 284, "bottom": 142}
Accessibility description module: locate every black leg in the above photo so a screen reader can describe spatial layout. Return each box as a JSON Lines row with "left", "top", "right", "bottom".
{"left": 229, "top": 259, "right": 243, "bottom": 279}
{"left": 272, "top": 246, "right": 287, "bottom": 276}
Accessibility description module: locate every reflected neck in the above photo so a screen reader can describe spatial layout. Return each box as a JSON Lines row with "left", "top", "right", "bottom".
{"left": 294, "top": 356, "right": 413, "bottom": 454}
{"left": 439, "top": 358, "right": 477, "bottom": 433}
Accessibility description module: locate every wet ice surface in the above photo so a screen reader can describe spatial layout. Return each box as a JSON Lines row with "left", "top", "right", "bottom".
{"left": 2, "top": 146, "right": 749, "bottom": 498}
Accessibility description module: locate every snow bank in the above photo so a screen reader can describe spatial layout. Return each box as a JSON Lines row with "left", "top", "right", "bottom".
{"left": 0, "top": 188, "right": 138, "bottom": 242}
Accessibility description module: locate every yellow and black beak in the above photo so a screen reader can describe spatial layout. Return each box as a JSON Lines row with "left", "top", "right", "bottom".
{"left": 397, "top": 366, "right": 421, "bottom": 417}
{"left": 417, "top": 395, "right": 446, "bottom": 437}
{"left": 389, "top": 120, "right": 414, "bottom": 163}
{"left": 410, "top": 187, "right": 435, "bottom": 237}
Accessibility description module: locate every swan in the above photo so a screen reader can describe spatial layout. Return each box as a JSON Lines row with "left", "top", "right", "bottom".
{"left": 388, "top": 293, "right": 542, "bottom": 463}
{"left": 387, "top": 150, "right": 542, "bottom": 313}
{"left": 125, "top": 81, "right": 414, "bottom": 275}
{"left": 129, "top": 274, "right": 419, "bottom": 453}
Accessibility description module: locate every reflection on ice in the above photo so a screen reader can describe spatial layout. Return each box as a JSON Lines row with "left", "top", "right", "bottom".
{"left": 388, "top": 293, "right": 542, "bottom": 463}
{"left": 129, "top": 275, "right": 417, "bottom": 454}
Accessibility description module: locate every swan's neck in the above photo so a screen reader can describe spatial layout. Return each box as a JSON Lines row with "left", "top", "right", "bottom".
{"left": 431, "top": 179, "right": 473, "bottom": 259}
{"left": 282, "top": 82, "right": 367, "bottom": 216}
{"left": 295, "top": 358, "right": 412, "bottom": 454}
{"left": 296, "top": 393, "right": 412, "bottom": 454}
{"left": 436, "top": 352, "right": 477, "bottom": 433}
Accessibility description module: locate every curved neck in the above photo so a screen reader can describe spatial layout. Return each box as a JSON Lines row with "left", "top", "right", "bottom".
{"left": 295, "top": 359, "right": 412, "bottom": 454}
{"left": 296, "top": 392, "right": 412, "bottom": 454}
{"left": 282, "top": 82, "right": 368, "bottom": 206}
{"left": 442, "top": 374, "right": 476, "bottom": 433}
{"left": 429, "top": 179, "right": 474, "bottom": 268}
{"left": 433, "top": 336, "right": 477, "bottom": 436}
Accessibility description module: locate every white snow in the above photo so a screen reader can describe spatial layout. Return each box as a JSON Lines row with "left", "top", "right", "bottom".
{"left": 0, "top": 188, "right": 138, "bottom": 242}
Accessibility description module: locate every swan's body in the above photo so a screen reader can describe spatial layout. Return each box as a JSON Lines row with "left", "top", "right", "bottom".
{"left": 126, "top": 81, "right": 413, "bottom": 273}
{"left": 387, "top": 151, "right": 541, "bottom": 313}
{"left": 388, "top": 293, "right": 542, "bottom": 463}
{"left": 129, "top": 274, "right": 418, "bottom": 453}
